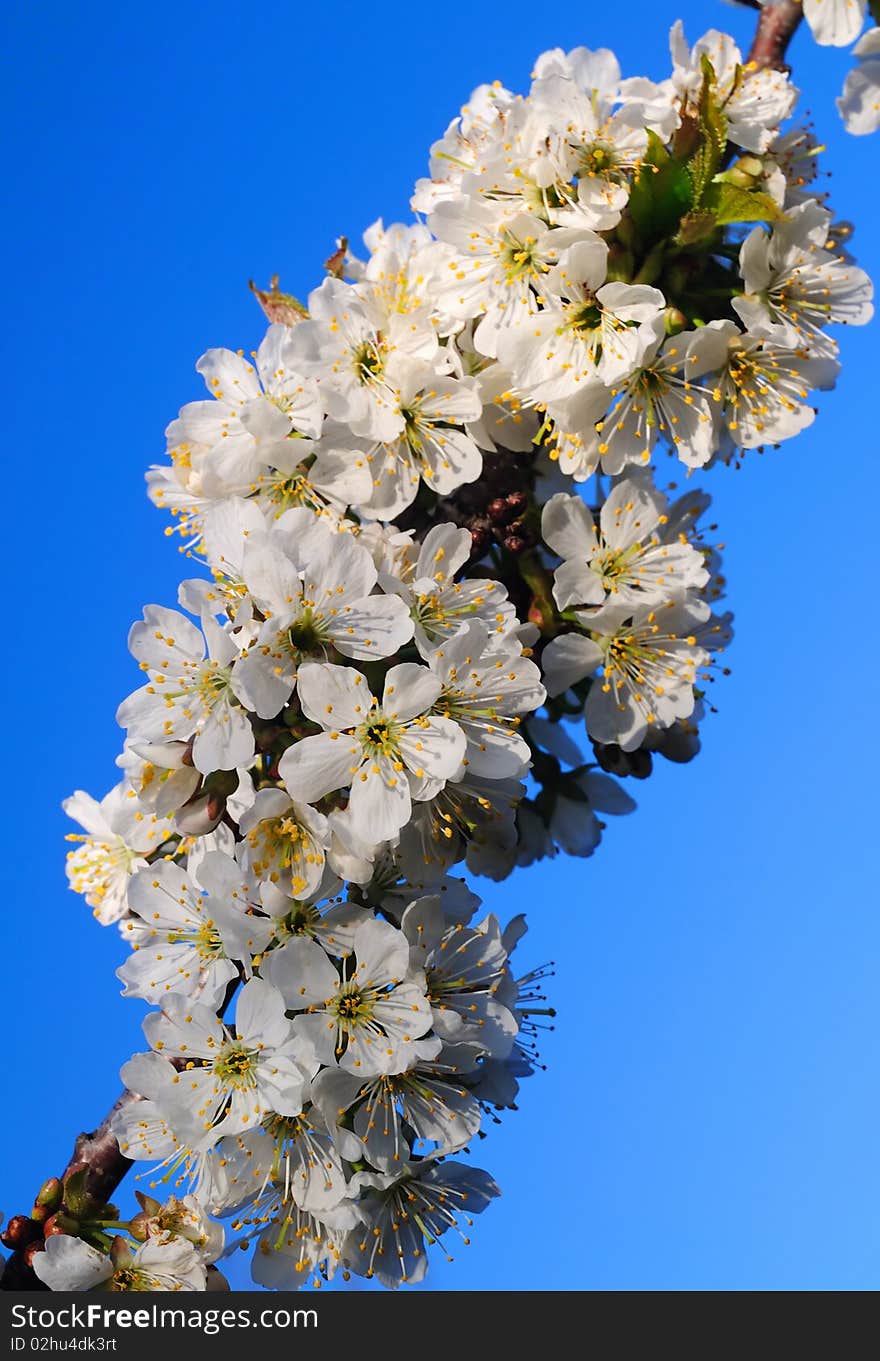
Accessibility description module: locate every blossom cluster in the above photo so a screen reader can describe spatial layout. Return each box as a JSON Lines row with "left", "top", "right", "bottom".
{"left": 40, "top": 20, "right": 872, "bottom": 1292}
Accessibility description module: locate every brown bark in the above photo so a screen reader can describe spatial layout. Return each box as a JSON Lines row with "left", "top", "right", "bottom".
{"left": 60, "top": 1090, "right": 139, "bottom": 1206}
{"left": 746, "top": 0, "right": 805, "bottom": 71}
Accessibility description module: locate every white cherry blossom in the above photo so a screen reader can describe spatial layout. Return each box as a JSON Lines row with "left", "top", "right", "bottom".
{"left": 262, "top": 918, "right": 433, "bottom": 1076}
{"left": 543, "top": 598, "right": 710, "bottom": 751}
{"left": 357, "top": 360, "right": 484, "bottom": 519}
{"left": 116, "top": 855, "right": 273, "bottom": 1007}
{"left": 670, "top": 22, "right": 797, "bottom": 152}
{"left": 141, "top": 979, "right": 316, "bottom": 1146}
{"left": 343, "top": 1161, "right": 499, "bottom": 1288}
{"left": 33, "top": 1235, "right": 208, "bottom": 1293}
{"left": 528, "top": 69, "right": 649, "bottom": 230}
{"left": 63, "top": 784, "right": 174, "bottom": 925}
{"left": 411, "top": 81, "right": 517, "bottom": 214}
{"left": 542, "top": 473, "right": 708, "bottom": 610}
{"left": 235, "top": 788, "right": 330, "bottom": 899}
{"left": 251, "top": 1201, "right": 359, "bottom": 1290}
{"left": 713, "top": 324, "right": 840, "bottom": 449}
{"left": 548, "top": 319, "right": 727, "bottom": 477}
{"left": 429, "top": 199, "right": 575, "bottom": 357}
{"left": 499, "top": 237, "right": 665, "bottom": 391}
{"left": 427, "top": 621, "right": 546, "bottom": 779}
{"left": 118, "top": 607, "right": 254, "bottom": 775}
{"left": 278, "top": 661, "right": 466, "bottom": 844}
{"left": 232, "top": 530, "right": 412, "bottom": 719}
{"left": 165, "top": 327, "right": 323, "bottom": 496}
{"left": 401, "top": 896, "right": 518, "bottom": 1058}
{"left": 395, "top": 521, "right": 517, "bottom": 657}
{"left": 289, "top": 277, "right": 438, "bottom": 442}
{"left": 734, "top": 202, "right": 874, "bottom": 356}
{"left": 313, "top": 1046, "right": 481, "bottom": 1170}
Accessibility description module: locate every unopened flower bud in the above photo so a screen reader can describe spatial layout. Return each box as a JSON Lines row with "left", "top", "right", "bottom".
{"left": 664, "top": 306, "right": 688, "bottom": 336}
{"left": 720, "top": 154, "right": 765, "bottom": 189}
{"left": 128, "top": 1213, "right": 149, "bottom": 1243}
{"left": 109, "top": 1235, "right": 133, "bottom": 1267}
{"left": 36, "top": 1177, "right": 63, "bottom": 1211}
{"left": 43, "top": 1212, "right": 80, "bottom": 1238}
{"left": 528, "top": 597, "right": 554, "bottom": 633}
{"left": 468, "top": 522, "right": 492, "bottom": 556}
{"left": 175, "top": 790, "right": 225, "bottom": 836}
{"left": 1, "top": 1215, "right": 40, "bottom": 1249}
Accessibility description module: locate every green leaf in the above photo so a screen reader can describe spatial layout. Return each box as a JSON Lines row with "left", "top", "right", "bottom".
{"left": 676, "top": 180, "right": 787, "bottom": 245}
{"left": 627, "top": 134, "right": 694, "bottom": 241}
{"left": 675, "top": 210, "right": 719, "bottom": 247}
{"left": 686, "top": 55, "right": 729, "bottom": 209}
{"left": 869, "top": 0, "right": 880, "bottom": 26}
{"left": 642, "top": 128, "right": 671, "bottom": 170}
{"left": 707, "top": 183, "right": 788, "bottom": 225}
{"left": 62, "top": 1169, "right": 94, "bottom": 1220}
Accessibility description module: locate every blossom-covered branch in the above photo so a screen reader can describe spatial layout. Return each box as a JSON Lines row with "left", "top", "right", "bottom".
{"left": 3, "top": 6, "right": 873, "bottom": 1293}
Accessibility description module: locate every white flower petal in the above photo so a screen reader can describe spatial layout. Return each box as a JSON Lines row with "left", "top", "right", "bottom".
{"left": 542, "top": 632, "right": 603, "bottom": 696}
{"left": 296, "top": 662, "right": 372, "bottom": 729}
{"left": 262, "top": 937, "right": 340, "bottom": 1009}
{"left": 382, "top": 663, "right": 441, "bottom": 722}
{"left": 348, "top": 756, "right": 412, "bottom": 842}
{"left": 279, "top": 731, "right": 361, "bottom": 804}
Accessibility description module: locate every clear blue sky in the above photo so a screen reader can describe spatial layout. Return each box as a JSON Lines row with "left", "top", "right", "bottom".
{"left": 3, "top": 0, "right": 879, "bottom": 1291}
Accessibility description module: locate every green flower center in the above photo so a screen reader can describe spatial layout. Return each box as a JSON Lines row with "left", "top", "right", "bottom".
{"left": 192, "top": 663, "right": 233, "bottom": 708}
{"left": 353, "top": 339, "right": 386, "bottom": 385}
{"left": 166, "top": 919, "right": 224, "bottom": 960}
{"left": 213, "top": 1042, "right": 257, "bottom": 1087}
{"left": 332, "top": 985, "right": 376, "bottom": 1028}
{"left": 568, "top": 300, "right": 604, "bottom": 333}
{"left": 288, "top": 612, "right": 324, "bottom": 653}
{"left": 499, "top": 231, "right": 544, "bottom": 283}
{"left": 358, "top": 717, "right": 401, "bottom": 758}
{"left": 577, "top": 140, "right": 624, "bottom": 181}
{"left": 593, "top": 545, "right": 638, "bottom": 584}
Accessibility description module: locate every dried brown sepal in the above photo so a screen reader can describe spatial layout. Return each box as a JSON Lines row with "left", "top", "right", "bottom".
{"left": 248, "top": 275, "right": 308, "bottom": 325}
{"left": 324, "top": 236, "right": 348, "bottom": 278}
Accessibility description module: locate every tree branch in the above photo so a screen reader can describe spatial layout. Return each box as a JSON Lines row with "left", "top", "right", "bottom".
{"left": 1, "top": 972, "right": 239, "bottom": 1291}
{"left": 61, "top": 1090, "right": 138, "bottom": 1206}
{"left": 0, "top": 1090, "right": 139, "bottom": 1291}
{"left": 0, "top": 0, "right": 811, "bottom": 1300}
{"left": 746, "top": 0, "right": 805, "bottom": 71}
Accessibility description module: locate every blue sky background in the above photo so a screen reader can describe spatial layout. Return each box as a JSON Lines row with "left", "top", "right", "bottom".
{"left": 3, "top": 0, "right": 879, "bottom": 1291}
